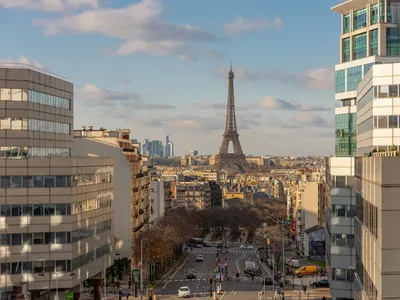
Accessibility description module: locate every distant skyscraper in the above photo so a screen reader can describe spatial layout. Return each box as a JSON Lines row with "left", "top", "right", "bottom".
{"left": 165, "top": 135, "right": 174, "bottom": 157}
{"left": 190, "top": 150, "right": 198, "bottom": 156}
{"left": 142, "top": 139, "right": 164, "bottom": 157}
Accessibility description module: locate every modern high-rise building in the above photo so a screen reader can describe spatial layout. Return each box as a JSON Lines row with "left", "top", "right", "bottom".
{"left": 0, "top": 64, "right": 114, "bottom": 300}
{"left": 328, "top": 1, "right": 400, "bottom": 299}
{"left": 142, "top": 140, "right": 164, "bottom": 157}
{"left": 165, "top": 135, "right": 174, "bottom": 157}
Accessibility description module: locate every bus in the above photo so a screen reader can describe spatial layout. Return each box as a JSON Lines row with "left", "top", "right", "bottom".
{"left": 187, "top": 238, "right": 204, "bottom": 248}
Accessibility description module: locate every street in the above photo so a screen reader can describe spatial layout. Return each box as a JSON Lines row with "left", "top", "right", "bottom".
{"left": 154, "top": 245, "right": 273, "bottom": 299}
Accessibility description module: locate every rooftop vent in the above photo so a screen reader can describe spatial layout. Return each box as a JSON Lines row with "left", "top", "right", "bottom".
{"left": 88, "top": 126, "right": 93, "bottom": 131}
{"left": 81, "top": 126, "right": 86, "bottom": 131}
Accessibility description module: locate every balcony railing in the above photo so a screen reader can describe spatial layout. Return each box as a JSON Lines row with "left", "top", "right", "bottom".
{"left": 372, "top": 150, "right": 399, "bottom": 157}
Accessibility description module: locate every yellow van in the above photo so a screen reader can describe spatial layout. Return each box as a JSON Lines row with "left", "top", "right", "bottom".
{"left": 294, "top": 265, "right": 317, "bottom": 277}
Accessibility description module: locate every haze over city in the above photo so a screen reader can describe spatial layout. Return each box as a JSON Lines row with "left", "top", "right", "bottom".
{"left": 0, "top": 0, "right": 339, "bottom": 156}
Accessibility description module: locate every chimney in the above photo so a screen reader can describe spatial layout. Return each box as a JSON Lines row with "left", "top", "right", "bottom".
{"left": 81, "top": 126, "right": 86, "bottom": 131}
{"left": 88, "top": 126, "right": 93, "bottom": 131}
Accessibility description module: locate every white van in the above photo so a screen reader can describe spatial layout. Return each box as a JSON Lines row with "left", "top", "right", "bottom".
{"left": 289, "top": 259, "right": 299, "bottom": 268}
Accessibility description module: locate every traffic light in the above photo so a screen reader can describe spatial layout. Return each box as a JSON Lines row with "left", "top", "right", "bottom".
{"left": 209, "top": 277, "right": 213, "bottom": 284}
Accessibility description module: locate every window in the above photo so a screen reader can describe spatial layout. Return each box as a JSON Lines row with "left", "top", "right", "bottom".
{"left": 332, "top": 234, "right": 347, "bottom": 246}
{"left": 11, "top": 263, "right": 21, "bottom": 275}
{"left": 369, "top": 29, "right": 378, "bottom": 56}
{"left": 389, "top": 115, "right": 398, "bottom": 128}
{"left": 377, "top": 85, "right": 389, "bottom": 98}
{"left": 335, "top": 70, "right": 346, "bottom": 93}
{"left": 358, "top": 117, "right": 373, "bottom": 134}
{"left": 343, "top": 14, "right": 351, "bottom": 33}
{"left": 33, "top": 261, "right": 44, "bottom": 273}
{"left": 22, "top": 262, "right": 32, "bottom": 274}
{"left": 44, "top": 176, "right": 55, "bottom": 188}
{"left": 11, "top": 205, "right": 22, "bottom": 216}
{"left": 56, "top": 260, "right": 67, "bottom": 272}
{"left": 55, "top": 204, "right": 67, "bottom": 216}
{"left": 387, "top": 27, "right": 400, "bottom": 56}
{"left": 353, "top": 8, "right": 367, "bottom": 30}
{"left": 22, "top": 233, "right": 32, "bottom": 245}
{"left": 45, "top": 260, "right": 55, "bottom": 273}
{"left": 28, "top": 90, "right": 70, "bottom": 110}
{"left": 0, "top": 176, "right": 10, "bottom": 188}
{"left": 33, "top": 232, "right": 44, "bottom": 245}
{"left": 0, "top": 89, "right": 11, "bottom": 101}
{"left": 0, "top": 263, "right": 10, "bottom": 274}
{"left": 34, "top": 176, "right": 44, "bottom": 187}
{"left": 342, "top": 38, "right": 351, "bottom": 62}
{"left": 364, "top": 63, "right": 373, "bottom": 76}
{"left": 0, "top": 205, "right": 10, "bottom": 217}
{"left": 353, "top": 33, "right": 367, "bottom": 60}
{"left": 371, "top": 4, "right": 378, "bottom": 24}
{"left": 11, "top": 234, "right": 22, "bottom": 246}
{"left": 378, "top": 116, "right": 388, "bottom": 128}
{"left": 11, "top": 176, "right": 22, "bottom": 188}
{"left": 333, "top": 205, "right": 346, "bottom": 217}
{"left": 55, "top": 232, "right": 67, "bottom": 244}
{"left": 23, "top": 176, "right": 33, "bottom": 188}
{"left": 56, "top": 175, "right": 67, "bottom": 187}
{"left": 22, "top": 205, "right": 32, "bottom": 216}
{"left": 0, "top": 234, "right": 10, "bottom": 246}
{"left": 347, "top": 66, "right": 363, "bottom": 91}
{"left": 33, "top": 204, "right": 44, "bottom": 216}
{"left": 380, "top": 0, "right": 386, "bottom": 22}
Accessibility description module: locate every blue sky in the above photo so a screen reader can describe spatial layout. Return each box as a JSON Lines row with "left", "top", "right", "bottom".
{"left": 0, "top": 0, "right": 341, "bottom": 156}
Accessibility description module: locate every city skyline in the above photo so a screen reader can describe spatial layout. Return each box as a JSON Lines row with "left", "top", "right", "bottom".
{"left": 0, "top": 0, "right": 339, "bottom": 156}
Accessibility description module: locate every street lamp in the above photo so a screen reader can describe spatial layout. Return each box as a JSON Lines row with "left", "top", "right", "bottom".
{"left": 140, "top": 238, "right": 150, "bottom": 300}
{"left": 38, "top": 271, "right": 76, "bottom": 300}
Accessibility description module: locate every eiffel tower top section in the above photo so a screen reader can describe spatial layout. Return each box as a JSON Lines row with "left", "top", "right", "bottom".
{"left": 224, "top": 62, "right": 238, "bottom": 135}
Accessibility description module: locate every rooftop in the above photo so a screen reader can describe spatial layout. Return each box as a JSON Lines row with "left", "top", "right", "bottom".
{"left": 332, "top": 0, "right": 376, "bottom": 14}
{"left": 0, "top": 62, "right": 70, "bottom": 82}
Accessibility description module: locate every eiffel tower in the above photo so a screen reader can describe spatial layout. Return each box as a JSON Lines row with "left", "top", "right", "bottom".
{"left": 215, "top": 63, "right": 247, "bottom": 172}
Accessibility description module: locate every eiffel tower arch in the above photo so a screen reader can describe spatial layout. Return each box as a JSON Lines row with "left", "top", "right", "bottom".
{"left": 215, "top": 64, "right": 247, "bottom": 172}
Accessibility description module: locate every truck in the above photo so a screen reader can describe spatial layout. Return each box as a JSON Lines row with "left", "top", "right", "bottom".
{"left": 245, "top": 261, "right": 255, "bottom": 269}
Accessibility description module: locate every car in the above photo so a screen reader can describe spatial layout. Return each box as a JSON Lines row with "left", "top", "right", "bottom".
{"left": 178, "top": 287, "right": 191, "bottom": 298}
{"left": 203, "top": 243, "right": 212, "bottom": 247}
{"left": 311, "top": 279, "right": 330, "bottom": 288}
{"left": 195, "top": 255, "right": 203, "bottom": 262}
{"left": 240, "top": 244, "right": 254, "bottom": 250}
{"left": 217, "top": 243, "right": 228, "bottom": 249}
{"left": 186, "top": 269, "right": 196, "bottom": 279}
{"left": 244, "top": 267, "right": 262, "bottom": 276}
{"left": 261, "top": 276, "right": 274, "bottom": 285}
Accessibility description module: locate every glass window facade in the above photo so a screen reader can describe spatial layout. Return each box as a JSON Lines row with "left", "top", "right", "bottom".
{"left": 353, "top": 33, "right": 367, "bottom": 60}
{"left": 335, "top": 113, "right": 356, "bottom": 157}
{"left": 71, "top": 243, "right": 112, "bottom": 270}
{"left": 387, "top": 27, "right": 400, "bottom": 56}
{"left": 71, "top": 220, "right": 112, "bottom": 243}
{"left": 0, "top": 89, "right": 70, "bottom": 109}
{"left": 347, "top": 66, "right": 363, "bottom": 91}
{"left": 358, "top": 87, "right": 373, "bottom": 111}
{"left": 0, "top": 147, "right": 70, "bottom": 158}
{"left": 343, "top": 14, "right": 351, "bottom": 33}
{"left": 0, "top": 203, "right": 71, "bottom": 216}
{"left": 342, "top": 38, "right": 351, "bottom": 62}
{"left": 0, "top": 169, "right": 112, "bottom": 189}
{"left": 369, "top": 29, "right": 378, "bottom": 56}
{"left": 358, "top": 117, "right": 373, "bottom": 134}
{"left": 380, "top": 0, "right": 386, "bottom": 22}
{"left": 386, "top": 0, "right": 400, "bottom": 23}
{"left": 335, "top": 70, "right": 346, "bottom": 93}
{"left": 28, "top": 90, "right": 70, "bottom": 110}
{"left": 28, "top": 119, "right": 70, "bottom": 135}
{"left": 371, "top": 4, "right": 378, "bottom": 24}
{"left": 353, "top": 8, "right": 367, "bottom": 30}
{"left": 0, "top": 118, "right": 28, "bottom": 130}
{"left": 1, "top": 260, "right": 71, "bottom": 274}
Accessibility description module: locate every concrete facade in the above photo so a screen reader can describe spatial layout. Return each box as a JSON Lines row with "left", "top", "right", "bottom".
{"left": 0, "top": 64, "right": 114, "bottom": 299}
{"left": 354, "top": 156, "right": 400, "bottom": 300}
{"left": 175, "top": 181, "right": 211, "bottom": 210}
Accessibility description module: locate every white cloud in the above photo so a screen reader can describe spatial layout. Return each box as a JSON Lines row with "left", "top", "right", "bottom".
{"left": 259, "top": 96, "right": 331, "bottom": 111}
{"left": 195, "top": 101, "right": 250, "bottom": 111}
{"left": 77, "top": 84, "right": 175, "bottom": 109}
{"left": 224, "top": 16, "right": 283, "bottom": 36}
{"left": 0, "top": 0, "right": 98, "bottom": 12}
{"left": 215, "top": 66, "right": 335, "bottom": 90}
{"left": 265, "top": 112, "right": 334, "bottom": 129}
{"left": 33, "top": 0, "right": 217, "bottom": 59}
{"left": 1, "top": 55, "right": 45, "bottom": 69}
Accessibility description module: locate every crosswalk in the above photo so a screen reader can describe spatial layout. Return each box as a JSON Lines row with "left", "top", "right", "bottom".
{"left": 161, "top": 276, "right": 264, "bottom": 284}
{"left": 192, "top": 250, "right": 258, "bottom": 255}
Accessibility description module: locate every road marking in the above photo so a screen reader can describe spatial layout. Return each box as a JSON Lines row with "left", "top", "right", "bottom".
{"left": 258, "top": 259, "right": 271, "bottom": 276}
{"left": 162, "top": 253, "right": 192, "bottom": 289}
{"left": 236, "top": 253, "right": 247, "bottom": 273}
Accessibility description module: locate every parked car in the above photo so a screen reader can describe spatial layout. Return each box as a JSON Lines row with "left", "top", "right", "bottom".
{"left": 289, "top": 259, "right": 300, "bottom": 268}
{"left": 203, "top": 243, "right": 212, "bottom": 247}
{"left": 186, "top": 269, "right": 196, "bottom": 279}
{"left": 195, "top": 255, "right": 203, "bottom": 262}
{"left": 311, "top": 279, "right": 330, "bottom": 288}
{"left": 178, "top": 287, "right": 191, "bottom": 298}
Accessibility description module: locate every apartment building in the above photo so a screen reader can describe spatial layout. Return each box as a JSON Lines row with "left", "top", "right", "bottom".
{"left": 0, "top": 64, "right": 114, "bottom": 300}
{"left": 72, "top": 128, "right": 152, "bottom": 261}
{"left": 175, "top": 181, "right": 211, "bottom": 210}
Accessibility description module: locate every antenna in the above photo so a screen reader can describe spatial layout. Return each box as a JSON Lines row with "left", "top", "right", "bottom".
{"left": 230, "top": 60, "right": 232, "bottom": 71}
